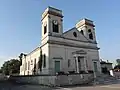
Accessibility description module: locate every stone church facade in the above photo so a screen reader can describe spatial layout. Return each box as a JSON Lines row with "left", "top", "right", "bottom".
{"left": 20, "top": 6, "right": 101, "bottom": 75}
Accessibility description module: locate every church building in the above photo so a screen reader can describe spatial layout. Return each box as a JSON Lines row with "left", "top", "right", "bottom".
{"left": 20, "top": 6, "right": 101, "bottom": 75}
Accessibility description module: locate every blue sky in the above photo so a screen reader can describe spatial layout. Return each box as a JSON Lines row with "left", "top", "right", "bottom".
{"left": 0, "top": 0, "right": 120, "bottom": 66}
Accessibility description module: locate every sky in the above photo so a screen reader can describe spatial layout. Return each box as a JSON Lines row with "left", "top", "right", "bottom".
{"left": 0, "top": 0, "right": 120, "bottom": 67}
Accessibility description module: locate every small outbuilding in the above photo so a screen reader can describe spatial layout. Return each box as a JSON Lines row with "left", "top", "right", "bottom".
{"left": 100, "top": 60, "right": 113, "bottom": 74}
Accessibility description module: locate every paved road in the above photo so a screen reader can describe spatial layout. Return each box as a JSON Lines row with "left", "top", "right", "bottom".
{"left": 0, "top": 80, "right": 120, "bottom": 90}
{"left": 0, "top": 80, "right": 53, "bottom": 90}
{"left": 57, "top": 84, "right": 120, "bottom": 90}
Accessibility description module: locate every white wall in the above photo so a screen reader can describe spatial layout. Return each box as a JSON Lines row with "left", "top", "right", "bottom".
{"left": 41, "top": 43, "right": 49, "bottom": 74}
{"left": 49, "top": 43, "right": 100, "bottom": 74}
{"left": 49, "top": 36, "right": 97, "bottom": 48}
{"left": 20, "top": 48, "right": 40, "bottom": 75}
{"left": 87, "top": 49, "right": 101, "bottom": 73}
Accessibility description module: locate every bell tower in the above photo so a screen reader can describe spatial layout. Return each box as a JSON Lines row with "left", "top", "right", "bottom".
{"left": 41, "top": 6, "right": 63, "bottom": 40}
{"left": 76, "top": 18, "right": 96, "bottom": 43}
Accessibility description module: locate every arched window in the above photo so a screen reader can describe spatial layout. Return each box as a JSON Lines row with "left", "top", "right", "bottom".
{"left": 81, "top": 30, "right": 84, "bottom": 35}
{"left": 33, "top": 58, "right": 36, "bottom": 74}
{"left": 31, "top": 60, "right": 33, "bottom": 65}
{"left": 88, "top": 29, "right": 91, "bottom": 33}
{"left": 53, "top": 20, "right": 59, "bottom": 33}
{"left": 89, "top": 33, "right": 93, "bottom": 40}
{"left": 73, "top": 32, "right": 77, "bottom": 37}
{"left": 88, "top": 29, "right": 93, "bottom": 40}
{"left": 44, "top": 25, "right": 47, "bottom": 34}
{"left": 38, "top": 57, "right": 40, "bottom": 68}
{"left": 43, "top": 54, "right": 46, "bottom": 68}
{"left": 34, "top": 58, "right": 36, "bottom": 66}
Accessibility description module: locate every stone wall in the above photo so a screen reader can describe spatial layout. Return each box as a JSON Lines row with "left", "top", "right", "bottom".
{"left": 113, "top": 71, "right": 120, "bottom": 79}
{"left": 0, "top": 74, "right": 7, "bottom": 81}
{"left": 110, "top": 70, "right": 120, "bottom": 79}
{"left": 9, "top": 74, "right": 94, "bottom": 86}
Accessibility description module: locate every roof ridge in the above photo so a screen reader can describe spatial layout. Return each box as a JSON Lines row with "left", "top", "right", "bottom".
{"left": 63, "top": 27, "right": 76, "bottom": 34}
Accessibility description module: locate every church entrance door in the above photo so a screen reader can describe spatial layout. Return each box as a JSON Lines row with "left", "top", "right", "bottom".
{"left": 55, "top": 61, "right": 60, "bottom": 73}
{"left": 78, "top": 56, "right": 84, "bottom": 72}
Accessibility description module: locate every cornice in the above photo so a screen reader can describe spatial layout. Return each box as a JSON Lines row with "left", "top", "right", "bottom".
{"left": 41, "top": 10, "right": 63, "bottom": 21}
{"left": 47, "top": 40, "right": 99, "bottom": 50}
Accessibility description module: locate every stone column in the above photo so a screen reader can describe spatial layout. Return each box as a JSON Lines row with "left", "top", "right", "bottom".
{"left": 84, "top": 57, "right": 87, "bottom": 72}
{"left": 76, "top": 57, "right": 79, "bottom": 73}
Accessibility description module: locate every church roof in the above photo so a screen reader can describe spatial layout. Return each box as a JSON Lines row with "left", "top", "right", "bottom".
{"left": 63, "top": 27, "right": 76, "bottom": 34}
{"left": 100, "top": 61, "right": 112, "bottom": 64}
{"left": 63, "top": 27, "right": 95, "bottom": 44}
{"left": 26, "top": 46, "right": 40, "bottom": 56}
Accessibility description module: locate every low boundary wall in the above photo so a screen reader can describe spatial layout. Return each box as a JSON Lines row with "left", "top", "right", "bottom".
{"left": 9, "top": 74, "right": 94, "bottom": 86}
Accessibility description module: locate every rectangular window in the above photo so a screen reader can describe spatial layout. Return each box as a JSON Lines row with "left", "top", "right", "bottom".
{"left": 68, "top": 59, "right": 70, "bottom": 67}
{"left": 53, "top": 23, "right": 59, "bottom": 33}
{"left": 44, "top": 25, "right": 47, "bottom": 34}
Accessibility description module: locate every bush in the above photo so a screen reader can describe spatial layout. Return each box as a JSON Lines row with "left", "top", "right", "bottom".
{"left": 79, "top": 71, "right": 87, "bottom": 74}
{"left": 56, "top": 71, "right": 65, "bottom": 75}
{"left": 88, "top": 70, "right": 94, "bottom": 73}
{"left": 68, "top": 71, "right": 75, "bottom": 74}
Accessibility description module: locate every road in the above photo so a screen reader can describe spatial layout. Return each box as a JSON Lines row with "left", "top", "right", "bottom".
{"left": 0, "top": 80, "right": 120, "bottom": 90}
{"left": 57, "top": 84, "right": 120, "bottom": 90}
{"left": 0, "top": 80, "right": 53, "bottom": 90}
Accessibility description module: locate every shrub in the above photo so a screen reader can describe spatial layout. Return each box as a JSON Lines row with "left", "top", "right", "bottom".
{"left": 88, "top": 70, "right": 94, "bottom": 73}
{"left": 56, "top": 71, "right": 65, "bottom": 75}
{"left": 79, "top": 71, "right": 87, "bottom": 74}
{"left": 68, "top": 71, "right": 75, "bottom": 74}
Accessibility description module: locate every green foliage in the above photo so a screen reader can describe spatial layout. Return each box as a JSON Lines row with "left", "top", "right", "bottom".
{"left": 1, "top": 59, "right": 21, "bottom": 75}
{"left": 0, "top": 68, "right": 2, "bottom": 73}
{"left": 114, "top": 64, "right": 120, "bottom": 69}
{"left": 116, "top": 59, "right": 120, "bottom": 65}
{"left": 19, "top": 53, "right": 24, "bottom": 65}
{"left": 39, "top": 50, "right": 42, "bottom": 71}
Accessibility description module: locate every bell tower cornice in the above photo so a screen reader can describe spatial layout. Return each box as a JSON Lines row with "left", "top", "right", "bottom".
{"left": 41, "top": 6, "right": 63, "bottom": 21}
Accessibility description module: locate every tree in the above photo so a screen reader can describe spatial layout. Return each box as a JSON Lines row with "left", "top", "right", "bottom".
{"left": 39, "top": 50, "right": 42, "bottom": 71}
{"left": 116, "top": 59, "right": 120, "bottom": 65}
{"left": 114, "top": 59, "right": 120, "bottom": 69}
{"left": 0, "top": 68, "right": 2, "bottom": 73}
{"left": 114, "top": 65, "right": 120, "bottom": 69}
{"left": 19, "top": 53, "right": 24, "bottom": 65}
{"left": 1, "top": 59, "right": 21, "bottom": 75}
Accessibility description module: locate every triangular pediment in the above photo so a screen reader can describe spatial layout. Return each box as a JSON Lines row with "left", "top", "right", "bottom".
{"left": 63, "top": 27, "right": 89, "bottom": 42}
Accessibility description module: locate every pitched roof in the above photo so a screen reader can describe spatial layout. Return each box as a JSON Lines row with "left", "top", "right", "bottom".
{"left": 63, "top": 27, "right": 94, "bottom": 43}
